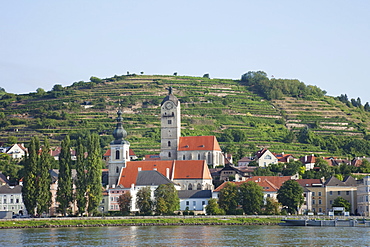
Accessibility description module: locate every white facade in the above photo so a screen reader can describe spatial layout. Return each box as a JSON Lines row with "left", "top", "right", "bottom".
{"left": 177, "top": 150, "right": 224, "bottom": 168}
{"left": 0, "top": 185, "right": 26, "bottom": 215}
{"left": 6, "top": 144, "right": 26, "bottom": 159}
{"left": 108, "top": 142, "right": 130, "bottom": 187}
{"left": 180, "top": 198, "right": 208, "bottom": 211}
{"left": 257, "top": 150, "right": 278, "bottom": 167}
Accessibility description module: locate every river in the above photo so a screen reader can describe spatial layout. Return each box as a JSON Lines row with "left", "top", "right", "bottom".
{"left": 1, "top": 225, "right": 370, "bottom": 246}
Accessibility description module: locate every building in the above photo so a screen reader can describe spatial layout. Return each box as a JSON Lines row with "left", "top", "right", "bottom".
{"left": 0, "top": 185, "right": 26, "bottom": 215}
{"left": 178, "top": 190, "right": 212, "bottom": 211}
{"left": 357, "top": 176, "right": 370, "bottom": 216}
{"left": 3, "top": 143, "right": 27, "bottom": 159}
{"left": 255, "top": 148, "right": 278, "bottom": 167}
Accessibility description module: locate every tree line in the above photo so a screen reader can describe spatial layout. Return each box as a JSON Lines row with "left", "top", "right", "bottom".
{"left": 22, "top": 134, "right": 102, "bottom": 217}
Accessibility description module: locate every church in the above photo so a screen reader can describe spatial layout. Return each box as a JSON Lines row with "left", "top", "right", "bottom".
{"left": 107, "top": 88, "right": 224, "bottom": 191}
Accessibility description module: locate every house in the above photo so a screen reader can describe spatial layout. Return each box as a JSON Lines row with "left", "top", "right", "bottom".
{"left": 237, "top": 156, "right": 255, "bottom": 167}
{"left": 255, "top": 148, "right": 278, "bottom": 167}
{"left": 0, "top": 185, "right": 26, "bottom": 215}
{"left": 324, "top": 176, "right": 358, "bottom": 215}
{"left": 297, "top": 179, "right": 324, "bottom": 214}
{"left": 300, "top": 154, "right": 316, "bottom": 170}
{"left": 49, "top": 169, "right": 78, "bottom": 216}
{"left": 178, "top": 190, "right": 212, "bottom": 211}
{"left": 5, "top": 143, "right": 27, "bottom": 159}
{"left": 274, "top": 152, "right": 296, "bottom": 163}
{"left": 217, "top": 164, "right": 256, "bottom": 182}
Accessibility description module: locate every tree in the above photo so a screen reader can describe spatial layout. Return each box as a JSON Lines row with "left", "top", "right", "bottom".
{"left": 203, "top": 73, "right": 210, "bottom": 78}
{"left": 90, "top": 76, "right": 103, "bottom": 84}
{"left": 56, "top": 135, "right": 73, "bottom": 216}
{"left": 36, "top": 88, "right": 46, "bottom": 95}
{"left": 264, "top": 197, "right": 280, "bottom": 215}
{"left": 205, "top": 198, "right": 225, "bottom": 215}
{"left": 52, "top": 84, "right": 64, "bottom": 91}
{"left": 86, "top": 134, "right": 102, "bottom": 215}
{"left": 332, "top": 196, "right": 351, "bottom": 212}
{"left": 136, "top": 187, "right": 153, "bottom": 215}
{"left": 219, "top": 182, "right": 239, "bottom": 214}
{"left": 154, "top": 183, "right": 179, "bottom": 215}
{"left": 239, "top": 181, "right": 264, "bottom": 215}
{"left": 75, "top": 137, "right": 87, "bottom": 216}
{"left": 118, "top": 192, "right": 132, "bottom": 215}
{"left": 22, "top": 136, "right": 40, "bottom": 216}
{"left": 277, "top": 180, "right": 304, "bottom": 214}
{"left": 36, "top": 138, "right": 52, "bottom": 216}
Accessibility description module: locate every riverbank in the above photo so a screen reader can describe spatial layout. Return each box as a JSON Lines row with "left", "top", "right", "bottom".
{"left": 0, "top": 216, "right": 282, "bottom": 229}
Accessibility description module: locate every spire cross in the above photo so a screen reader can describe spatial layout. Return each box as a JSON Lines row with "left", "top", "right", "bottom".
{"left": 167, "top": 86, "right": 173, "bottom": 95}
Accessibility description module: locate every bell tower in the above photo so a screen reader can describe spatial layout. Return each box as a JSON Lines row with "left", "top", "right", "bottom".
{"left": 160, "top": 87, "right": 181, "bottom": 160}
{"left": 108, "top": 109, "right": 130, "bottom": 187}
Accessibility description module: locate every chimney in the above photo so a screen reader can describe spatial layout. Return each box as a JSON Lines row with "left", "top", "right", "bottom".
{"left": 166, "top": 168, "right": 170, "bottom": 179}
{"left": 282, "top": 152, "right": 284, "bottom": 155}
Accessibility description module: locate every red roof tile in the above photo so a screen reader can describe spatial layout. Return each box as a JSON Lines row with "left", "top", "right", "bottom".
{"left": 214, "top": 176, "right": 292, "bottom": 192}
{"left": 178, "top": 136, "right": 221, "bottom": 151}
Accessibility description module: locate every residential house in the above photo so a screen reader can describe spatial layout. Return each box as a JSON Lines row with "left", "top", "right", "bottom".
{"left": 300, "top": 154, "right": 316, "bottom": 170}
{"left": 255, "top": 148, "right": 278, "bottom": 167}
{"left": 5, "top": 144, "right": 27, "bottom": 159}
{"left": 297, "top": 179, "right": 323, "bottom": 214}
{"left": 0, "top": 185, "right": 26, "bottom": 215}
{"left": 178, "top": 190, "right": 212, "bottom": 212}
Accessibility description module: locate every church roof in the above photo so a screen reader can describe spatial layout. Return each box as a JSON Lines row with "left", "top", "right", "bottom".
{"left": 117, "top": 160, "right": 212, "bottom": 188}
{"left": 178, "top": 136, "right": 221, "bottom": 151}
{"left": 135, "top": 170, "right": 175, "bottom": 186}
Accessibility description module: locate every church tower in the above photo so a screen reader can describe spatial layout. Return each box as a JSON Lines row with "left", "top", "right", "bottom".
{"left": 160, "top": 87, "right": 181, "bottom": 160}
{"left": 108, "top": 109, "right": 130, "bottom": 187}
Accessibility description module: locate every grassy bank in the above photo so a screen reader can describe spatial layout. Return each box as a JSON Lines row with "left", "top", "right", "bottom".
{"left": 0, "top": 216, "right": 282, "bottom": 229}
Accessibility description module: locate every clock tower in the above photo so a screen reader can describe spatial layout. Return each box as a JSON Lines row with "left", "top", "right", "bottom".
{"left": 159, "top": 87, "right": 181, "bottom": 160}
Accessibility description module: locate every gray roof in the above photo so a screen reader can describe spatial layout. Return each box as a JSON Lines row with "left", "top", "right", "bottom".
{"left": 49, "top": 169, "right": 77, "bottom": 183}
{"left": 177, "top": 190, "right": 212, "bottom": 199}
{"left": 0, "top": 185, "right": 22, "bottom": 194}
{"left": 161, "top": 93, "right": 179, "bottom": 106}
{"left": 135, "top": 170, "right": 175, "bottom": 186}
{"left": 325, "top": 176, "right": 358, "bottom": 187}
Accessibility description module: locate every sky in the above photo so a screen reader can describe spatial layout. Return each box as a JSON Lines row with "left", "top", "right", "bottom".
{"left": 1, "top": 1, "right": 370, "bottom": 102}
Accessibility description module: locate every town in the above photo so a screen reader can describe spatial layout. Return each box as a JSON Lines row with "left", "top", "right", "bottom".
{"left": 1, "top": 88, "right": 370, "bottom": 219}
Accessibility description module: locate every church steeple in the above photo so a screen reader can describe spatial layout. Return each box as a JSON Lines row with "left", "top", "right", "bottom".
{"left": 112, "top": 109, "right": 128, "bottom": 144}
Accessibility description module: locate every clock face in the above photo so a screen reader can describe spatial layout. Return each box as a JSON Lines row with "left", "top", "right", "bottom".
{"left": 165, "top": 102, "right": 173, "bottom": 110}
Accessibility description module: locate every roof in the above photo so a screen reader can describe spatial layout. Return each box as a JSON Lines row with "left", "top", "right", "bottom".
{"left": 300, "top": 155, "right": 316, "bottom": 164}
{"left": 136, "top": 170, "right": 175, "bottom": 186}
{"left": 117, "top": 160, "right": 212, "bottom": 188}
{"left": 273, "top": 153, "right": 295, "bottom": 163}
{"left": 255, "top": 148, "right": 267, "bottom": 158}
{"left": 49, "top": 169, "right": 78, "bottom": 183}
{"left": 178, "top": 136, "right": 221, "bottom": 151}
{"left": 324, "top": 176, "right": 357, "bottom": 187}
{"left": 144, "top": 154, "right": 161, "bottom": 160}
{"left": 214, "top": 176, "right": 292, "bottom": 192}
{"left": 0, "top": 184, "right": 22, "bottom": 194}
{"left": 177, "top": 190, "right": 212, "bottom": 199}
{"left": 161, "top": 93, "right": 179, "bottom": 106}
{"left": 0, "top": 172, "right": 9, "bottom": 185}
{"left": 296, "top": 179, "right": 323, "bottom": 187}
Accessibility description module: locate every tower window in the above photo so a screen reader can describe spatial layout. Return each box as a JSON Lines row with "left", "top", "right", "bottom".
{"left": 198, "top": 154, "right": 201, "bottom": 160}
{"left": 188, "top": 184, "right": 193, "bottom": 190}
{"left": 183, "top": 155, "right": 186, "bottom": 160}
{"left": 168, "top": 152, "right": 171, "bottom": 158}
{"left": 115, "top": 150, "right": 120, "bottom": 160}
{"left": 116, "top": 166, "right": 119, "bottom": 173}
{"left": 168, "top": 141, "right": 171, "bottom": 147}
{"left": 168, "top": 120, "right": 172, "bottom": 124}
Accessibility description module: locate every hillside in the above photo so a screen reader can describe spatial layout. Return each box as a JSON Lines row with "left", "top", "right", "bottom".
{"left": 1, "top": 74, "right": 370, "bottom": 159}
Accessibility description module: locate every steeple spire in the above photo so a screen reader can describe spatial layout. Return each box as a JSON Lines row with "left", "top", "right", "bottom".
{"left": 112, "top": 109, "right": 128, "bottom": 144}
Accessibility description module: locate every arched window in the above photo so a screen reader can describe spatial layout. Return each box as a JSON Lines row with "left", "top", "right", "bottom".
{"left": 188, "top": 184, "right": 193, "bottom": 190}
{"left": 116, "top": 166, "right": 119, "bottom": 173}
{"left": 198, "top": 154, "right": 201, "bottom": 160}
{"left": 207, "top": 152, "right": 212, "bottom": 164}
{"left": 168, "top": 141, "right": 171, "bottom": 147}
{"left": 168, "top": 152, "right": 171, "bottom": 158}
{"left": 197, "top": 183, "right": 201, "bottom": 190}
{"left": 115, "top": 150, "right": 120, "bottom": 160}
{"left": 183, "top": 154, "right": 186, "bottom": 160}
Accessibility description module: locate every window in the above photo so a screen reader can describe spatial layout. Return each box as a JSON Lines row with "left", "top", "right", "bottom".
{"left": 329, "top": 191, "right": 332, "bottom": 195}
{"left": 312, "top": 192, "right": 315, "bottom": 196}
{"left": 338, "top": 191, "right": 341, "bottom": 195}
{"left": 116, "top": 166, "right": 119, "bottom": 173}
{"left": 186, "top": 201, "right": 189, "bottom": 206}
{"left": 312, "top": 199, "right": 315, "bottom": 205}
{"left": 168, "top": 141, "right": 171, "bottom": 147}
{"left": 188, "top": 184, "right": 193, "bottom": 190}
{"left": 318, "top": 192, "right": 322, "bottom": 196}
{"left": 202, "top": 201, "right": 206, "bottom": 205}
{"left": 265, "top": 155, "right": 271, "bottom": 159}
{"left": 330, "top": 200, "right": 332, "bottom": 205}
{"left": 10, "top": 199, "right": 13, "bottom": 204}
{"left": 3, "top": 199, "right": 6, "bottom": 204}
{"left": 16, "top": 199, "right": 19, "bottom": 204}
{"left": 197, "top": 183, "right": 201, "bottom": 190}
{"left": 198, "top": 154, "right": 201, "bottom": 160}
{"left": 168, "top": 152, "right": 171, "bottom": 158}
{"left": 168, "top": 120, "right": 172, "bottom": 124}
{"left": 319, "top": 200, "right": 322, "bottom": 205}
{"left": 319, "top": 208, "right": 322, "bottom": 212}
{"left": 193, "top": 201, "right": 196, "bottom": 206}
{"left": 115, "top": 150, "right": 120, "bottom": 160}
{"left": 183, "top": 155, "right": 186, "bottom": 160}
{"left": 346, "top": 191, "right": 350, "bottom": 195}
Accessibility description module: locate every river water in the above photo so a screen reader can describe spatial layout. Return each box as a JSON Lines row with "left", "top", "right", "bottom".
{"left": 2, "top": 225, "right": 370, "bottom": 246}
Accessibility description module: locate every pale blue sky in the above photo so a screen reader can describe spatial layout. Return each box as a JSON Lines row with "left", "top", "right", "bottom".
{"left": 1, "top": 1, "right": 369, "bottom": 102}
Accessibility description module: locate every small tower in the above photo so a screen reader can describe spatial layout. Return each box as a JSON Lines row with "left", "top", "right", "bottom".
{"left": 160, "top": 87, "right": 181, "bottom": 160}
{"left": 108, "top": 109, "right": 130, "bottom": 187}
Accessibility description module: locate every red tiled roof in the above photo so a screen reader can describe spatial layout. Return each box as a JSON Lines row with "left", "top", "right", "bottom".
{"left": 117, "top": 160, "right": 212, "bottom": 188}
{"left": 214, "top": 176, "right": 292, "bottom": 192}
{"left": 178, "top": 136, "right": 221, "bottom": 151}
{"left": 144, "top": 154, "right": 160, "bottom": 160}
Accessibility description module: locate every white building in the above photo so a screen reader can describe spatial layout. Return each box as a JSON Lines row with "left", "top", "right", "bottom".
{"left": 357, "top": 176, "right": 370, "bottom": 216}
{"left": 0, "top": 185, "right": 26, "bottom": 215}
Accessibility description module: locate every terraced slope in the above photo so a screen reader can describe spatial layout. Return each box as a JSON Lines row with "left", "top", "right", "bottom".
{"left": 0, "top": 75, "right": 368, "bottom": 158}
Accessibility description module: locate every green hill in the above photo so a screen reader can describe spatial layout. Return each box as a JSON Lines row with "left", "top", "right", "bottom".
{"left": 1, "top": 73, "right": 370, "bottom": 159}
